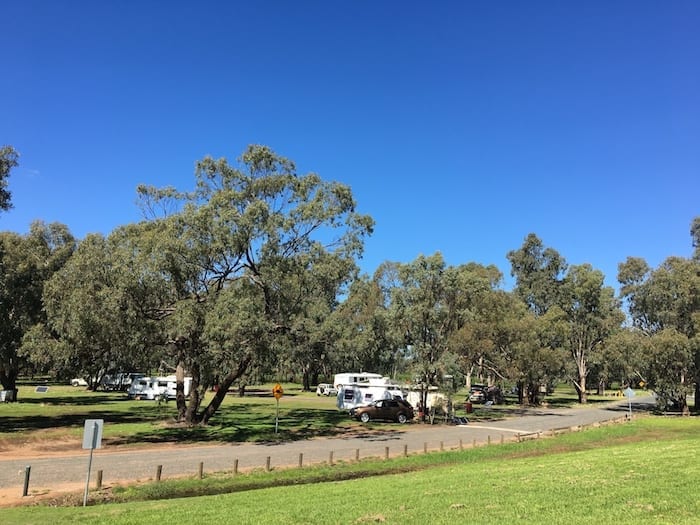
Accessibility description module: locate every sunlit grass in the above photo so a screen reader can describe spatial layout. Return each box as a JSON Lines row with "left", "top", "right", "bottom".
{"left": 3, "top": 417, "right": 699, "bottom": 524}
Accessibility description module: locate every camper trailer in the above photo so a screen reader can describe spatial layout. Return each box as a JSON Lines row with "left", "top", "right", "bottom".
{"left": 127, "top": 375, "right": 192, "bottom": 400}
{"left": 335, "top": 375, "right": 405, "bottom": 411}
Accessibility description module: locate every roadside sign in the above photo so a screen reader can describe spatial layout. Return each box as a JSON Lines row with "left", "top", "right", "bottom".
{"left": 82, "top": 419, "right": 104, "bottom": 449}
{"left": 82, "top": 419, "right": 104, "bottom": 507}
{"left": 272, "top": 384, "right": 284, "bottom": 434}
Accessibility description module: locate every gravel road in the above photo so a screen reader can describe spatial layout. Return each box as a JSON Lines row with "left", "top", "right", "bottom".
{"left": 0, "top": 395, "right": 654, "bottom": 496}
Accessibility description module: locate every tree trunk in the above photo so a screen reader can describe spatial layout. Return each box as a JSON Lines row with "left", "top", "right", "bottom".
{"left": 0, "top": 369, "right": 18, "bottom": 402}
{"left": 200, "top": 357, "right": 251, "bottom": 425}
{"left": 516, "top": 380, "right": 525, "bottom": 405}
{"left": 576, "top": 373, "right": 588, "bottom": 404}
{"left": 302, "top": 366, "right": 311, "bottom": 391}
{"left": 175, "top": 361, "right": 187, "bottom": 422}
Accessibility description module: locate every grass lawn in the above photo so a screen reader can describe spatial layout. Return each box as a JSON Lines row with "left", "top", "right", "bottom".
{"left": 3, "top": 380, "right": 643, "bottom": 449}
{"left": 2, "top": 417, "right": 699, "bottom": 524}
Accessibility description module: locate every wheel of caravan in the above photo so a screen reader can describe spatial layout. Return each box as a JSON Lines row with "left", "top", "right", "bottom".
{"left": 397, "top": 413, "right": 408, "bottom": 424}
{"left": 360, "top": 412, "right": 370, "bottom": 423}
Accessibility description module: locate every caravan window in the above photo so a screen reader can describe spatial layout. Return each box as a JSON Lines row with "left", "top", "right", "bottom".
{"left": 364, "top": 393, "right": 373, "bottom": 402}
{"left": 344, "top": 389, "right": 354, "bottom": 401}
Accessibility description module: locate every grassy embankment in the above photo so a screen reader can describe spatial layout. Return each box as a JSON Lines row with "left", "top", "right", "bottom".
{"left": 2, "top": 417, "right": 698, "bottom": 524}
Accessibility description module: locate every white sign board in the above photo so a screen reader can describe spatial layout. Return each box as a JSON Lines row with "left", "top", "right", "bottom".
{"left": 82, "top": 419, "right": 104, "bottom": 449}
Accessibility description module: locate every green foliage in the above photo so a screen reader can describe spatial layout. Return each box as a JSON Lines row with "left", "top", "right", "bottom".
{"left": 507, "top": 233, "right": 567, "bottom": 316}
{"left": 0, "top": 222, "right": 76, "bottom": 393}
{"left": 618, "top": 236, "right": 700, "bottom": 411}
{"left": 0, "top": 145, "right": 19, "bottom": 211}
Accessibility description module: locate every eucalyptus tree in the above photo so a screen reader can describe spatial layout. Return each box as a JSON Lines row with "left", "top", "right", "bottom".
{"left": 556, "top": 264, "right": 623, "bottom": 403}
{"left": 0, "top": 145, "right": 19, "bottom": 212}
{"left": 330, "top": 274, "right": 398, "bottom": 377}
{"left": 508, "top": 235, "right": 622, "bottom": 403}
{"left": 0, "top": 221, "right": 75, "bottom": 397}
{"left": 507, "top": 233, "right": 567, "bottom": 316}
{"left": 452, "top": 289, "right": 562, "bottom": 405}
{"left": 618, "top": 232, "right": 700, "bottom": 411}
{"left": 691, "top": 217, "right": 700, "bottom": 261}
{"left": 136, "top": 145, "right": 373, "bottom": 424}
{"left": 36, "top": 232, "right": 162, "bottom": 389}
{"left": 388, "top": 254, "right": 488, "bottom": 413}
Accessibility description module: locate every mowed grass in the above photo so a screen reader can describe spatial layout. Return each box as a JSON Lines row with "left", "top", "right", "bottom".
{"left": 2, "top": 380, "right": 637, "bottom": 450}
{"left": 0, "top": 382, "right": 356, "bottom": 448}
{"left": 3, "top": 417, "right": 699, "bottom": 524}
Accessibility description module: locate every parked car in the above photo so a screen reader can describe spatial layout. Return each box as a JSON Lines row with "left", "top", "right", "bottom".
{"left": 70, "top": 378, "right": 88, "bottom": 387}
{"left": 315, "top": 383, "right": 338, "bottom": 396}
{"left": 467, "top": 384, "right": 503, "bottom": 404}
{"left": 468, "top": 384, "right": 486, "bottom": 403}
{"left": 349, "top": 398, "right": 414, "bottom": 423}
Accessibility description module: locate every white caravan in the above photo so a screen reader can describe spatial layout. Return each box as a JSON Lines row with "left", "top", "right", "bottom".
{"left": 335, "top": 375, "right": 405, "bottom": 411}
{"left": 128, "top": 375, "right": 192, "bottom": 400}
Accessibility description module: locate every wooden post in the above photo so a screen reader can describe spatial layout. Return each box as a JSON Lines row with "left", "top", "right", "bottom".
{"left": 199, "top": 462, "right": 204, "bottom": 479}
{"left": 473, "top": 438, "right": 477, "bottom": 448}
{"left": 22, "top": 465, "right": 31, "bottom": 497}
{"left": 501, "top": 434, "right": 505, "bottom": 444}
{"left": 355, "top": 448, "right": 360, "bottom": 461}
{"left": 298, "top": 453, "right": 303, "bottom": 468}
{"left": 404, "top": 444, "right": 408, "bottom": 457}
{"left": 156, "top": 465, "right": 162, "bottom": 482}
{"left": 266, "top": 456, "right": 271, "bottom": 472}
{"left": 487, "top": 435, "right": 491, "bottom": 445}
{"left": 234, "top": 459, "right": 239, "bottom": 475}
{"left": 424, "top": 442, "right": 428, "bottom": 454}
{"left": 440, "top": 441, "right": 444, "bottom": 451}
{"left": 385, "top": 446, "right": 389, "bottom": 460}
{"left": 459, "top": 439, "right": 463, "bottom": 450}
{"left": 329, "top": 451, "right": 334, "bottom": 465}
{"left": 97, "top": 470, "right": 103, "bottom": 490}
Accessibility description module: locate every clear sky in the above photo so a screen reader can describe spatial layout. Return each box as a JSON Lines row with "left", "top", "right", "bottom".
{"left": 2, "top": 1, "right": 698, "bottom": 289}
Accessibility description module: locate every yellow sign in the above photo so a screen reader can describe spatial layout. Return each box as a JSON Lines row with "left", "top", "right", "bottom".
{"left": 273, "top": 383, "right": 284, "bottom": 400}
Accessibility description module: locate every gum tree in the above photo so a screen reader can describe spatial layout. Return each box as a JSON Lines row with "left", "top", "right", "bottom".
{"left": 135, "top": 145, "right": 373, "bottom": 424}
{"left": 0, "top": 222, "right": 75, "bottom": 398}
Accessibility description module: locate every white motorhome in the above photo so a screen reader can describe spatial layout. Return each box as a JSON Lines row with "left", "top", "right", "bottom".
{"left": 128, "top": 375, "right": 192, "bottom": 400}
{"left": 333, "top": 372, "right": 383, "bottom": 389}
{"left": 335, "top": 375, "right": 405, "bottom": 411}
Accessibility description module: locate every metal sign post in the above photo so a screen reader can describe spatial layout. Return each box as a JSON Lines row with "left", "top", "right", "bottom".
{"left": 82, "top": 419, "right": 103, "bottom": 507}
{"left": 623, "top": 387, "right": 635, "bottom": 418}
{"left": 272, "top": 384, "right": 284, "bottom": 434}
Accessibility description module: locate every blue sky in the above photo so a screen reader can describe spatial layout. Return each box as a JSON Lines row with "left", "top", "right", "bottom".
{"left": 2, "top": 1, "right": 698, "bottom": 289}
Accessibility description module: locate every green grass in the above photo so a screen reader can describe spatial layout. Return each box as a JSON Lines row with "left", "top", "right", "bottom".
{"left": 3, "top": 417, "right": 699, "bottom": 524}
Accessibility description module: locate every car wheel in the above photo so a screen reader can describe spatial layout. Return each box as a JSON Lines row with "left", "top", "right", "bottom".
{"left": 71, "top": 380, "right": 79, "bottom": 387}
{"left": 360, "top": 412, "right": 370, "bottom": 423}
{"left": 397, "top": 413, "right": 408, "bottom": 424}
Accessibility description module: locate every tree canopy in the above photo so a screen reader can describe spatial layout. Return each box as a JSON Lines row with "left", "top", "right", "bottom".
{"left": 0, "top": 145, "right": 19, "bottom": 212}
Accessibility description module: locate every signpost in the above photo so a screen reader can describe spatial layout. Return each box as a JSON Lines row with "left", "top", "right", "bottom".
{"left": 272, "top": 383, "right": 284, "bottom": 433}
{"left": 623, "top": 387, "right": 635, "bottom": 418}
{"left": 82, "top": 419, "right": 103, "bottom": 506}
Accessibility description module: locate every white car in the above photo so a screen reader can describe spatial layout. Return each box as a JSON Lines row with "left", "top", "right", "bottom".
{"left": 70, "top": 378, "right": 88, "bottom": 387}
{"left": 316, "top": 383, "right": 338, "bottom": 396}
